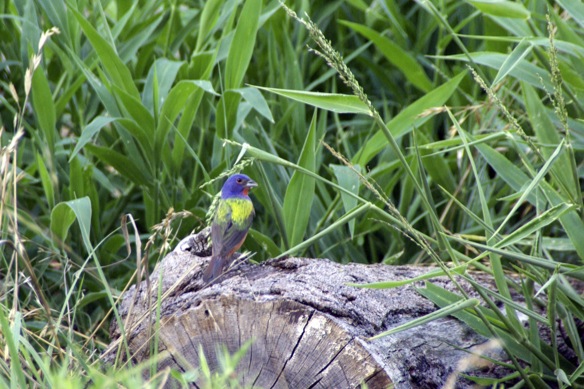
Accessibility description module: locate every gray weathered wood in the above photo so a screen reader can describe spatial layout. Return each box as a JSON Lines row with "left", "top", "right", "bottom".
{"left": 104, "top": 230, "right": 510, "bottom": 388}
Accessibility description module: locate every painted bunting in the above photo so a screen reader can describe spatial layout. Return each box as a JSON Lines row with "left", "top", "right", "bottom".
{"left": 203, "top": 174, "right": 258, "bottom": 282}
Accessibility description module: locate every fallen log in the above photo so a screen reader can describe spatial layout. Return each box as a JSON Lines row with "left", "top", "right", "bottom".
{"left": 104, "top": 230, "right": 511, "bottom": 388}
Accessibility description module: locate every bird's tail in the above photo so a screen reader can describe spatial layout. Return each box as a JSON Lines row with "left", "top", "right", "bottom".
{"left": 202, "top": 256, "right": 227, "bottom": 282}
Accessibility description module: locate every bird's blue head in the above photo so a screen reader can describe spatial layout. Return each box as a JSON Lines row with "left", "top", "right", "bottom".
{"left": 221, "top": 174, "right": 258, "bottom": 199}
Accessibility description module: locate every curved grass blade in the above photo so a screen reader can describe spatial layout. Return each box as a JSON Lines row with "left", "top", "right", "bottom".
{"left": 70, "top": 116, "right": 117, "bottom": 161}
{"left": 368, "top": 298, "right": 480, "bottom": 340}
{"left": 331, "top": 164, "right": 360, "bottom": 239}
{"left": 469, "top": 0, "right": 530, "bottom": 19}
{"left": 347, "top": 265, "right": 467, "bottom": 289}
{"left": 50, "top": 197, "right": 92, "bottom": 253}
{"left": 253, "top": 86, "right": 371, "bottom": 115}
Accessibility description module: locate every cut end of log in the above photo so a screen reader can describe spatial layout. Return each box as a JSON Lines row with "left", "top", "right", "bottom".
{"left": 148, "top": 297, "right": 392, "bottom": 388}
{"left": 104, "top": 232, "right": 512, "bottom": 388}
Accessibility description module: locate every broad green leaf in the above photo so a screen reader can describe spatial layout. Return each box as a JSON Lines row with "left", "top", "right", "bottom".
{"left": 538, "top": 238, "right": 575, "bottom": 252}
{"left": 118, "top": 15, "right": 164, "bottom": 64}
{"left": 118, "top": 118, "right": 154, "bottom": 160}
{"left": 468, "top": 0, "right": 530, "bottom": 19}
{"left": 31, "top": 67, "right": 56, "bottom": 154}
{"left": 85, "top": 144, "right": 152, "bottom": 187}
{"left": 113, "top": 85, "right": 155, "bottom": 136}
{"left": 71, "top": 8, "right": 140, "bottom": 99}
{"left": 142, "top": 58, "right": 185, "bottom": 113}
{"left": 340, "top": 20, "right": 432, "bottom": 92}
{"left": 20, "top": 0, "right": 41, "bottom": 62}
{"left": 70, "top": 116, "right": 117, "bottom": 161}
{"left": 232, "top": 87, "right": 274, "bottom": 123}
{"left": 196, "top": 0, "right": 225, "bottom": 51}
{"left": 159, "top": 81, "right": 206, "bottom": 123}
{"left": 254, "top": 86, "right": 371, "bottom": 115}
{"left": 110, "top": 2, "right": 139, "bottom": 39}
{"left": 416, "top": 133, "right": 505, "bottom": 153}
{"left": 225, "top": 0, "right": 261, "bottom": 90}
{"left": 356, "top": 71, "right": 465, "bottom": 165}
{"left": 172, "top": 53, "right": 217, "bottom": 167}
{"left": 556, "top": 0, "right": 584, "bottom": 28}
{"left": 492, "top": 39, "right": 532, "bottom": 86}
{"left": 68, "top": 156, "right": 84, "bottom": 203}
{"left": 189, "top": 80, "right": 218, "bottom": 95}
{"left": 283, "top": 111, "right": 317, "bottom": 248}
{"left": 65, "top": 45, "right": 121, "bottom": 117}
{"left": 157, "top": 80, "right": 216, "bottom": 155}
{"left": 50, "top": 197, "right": 92, "bottom": 246}
{"left": 331, "top": 164, "right": 360, "bottom": 239}
{"left": 558, "top": 60, "right": 584, "bottom": 90}
{"left": 216, "top": 92, "right": 240, "bottom": 138}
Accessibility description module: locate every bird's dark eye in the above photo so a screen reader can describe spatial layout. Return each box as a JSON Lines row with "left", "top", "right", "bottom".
{"left": 236, "top": 178, "right": 243, "bottom": 184}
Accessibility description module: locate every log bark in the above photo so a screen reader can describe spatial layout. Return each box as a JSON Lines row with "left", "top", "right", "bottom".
{"left": 104, "top": 230, "right": 510, "bottom": 388}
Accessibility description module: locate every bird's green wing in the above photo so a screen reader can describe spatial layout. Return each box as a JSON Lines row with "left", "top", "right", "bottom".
{"left": 212, "top": 198, "right": 254, "bottom": 258}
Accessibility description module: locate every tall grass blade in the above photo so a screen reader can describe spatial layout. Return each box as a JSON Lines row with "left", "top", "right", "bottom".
{"left": 225, "top": 0, "right": 261, "bottom": 90}
{"left": 283, "top": 111, "right": 317, "bottom": 248}
{"left": 31, "top": 66, "right": 56, "bottom": 154}
{"left": 71, "top": 8, "right": 140, "bottom": 99}
{"left": 331, "top": 164, "right": 360, "bottom": 239}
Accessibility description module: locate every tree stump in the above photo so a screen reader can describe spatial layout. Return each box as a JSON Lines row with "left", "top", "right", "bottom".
{"left": 104, "top": 230, "right": 509, "bottom": 388}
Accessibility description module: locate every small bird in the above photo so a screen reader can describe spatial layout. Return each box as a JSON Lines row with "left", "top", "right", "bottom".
{"left": 203, "top": 174, "right": 258, "bottom": 282}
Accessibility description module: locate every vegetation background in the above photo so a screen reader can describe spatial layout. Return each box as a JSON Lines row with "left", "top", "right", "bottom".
{"left": 1, "top": 0, "right": 584, "bottom": 387}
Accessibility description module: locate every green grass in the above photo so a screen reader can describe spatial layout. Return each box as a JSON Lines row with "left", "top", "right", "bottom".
{"left": 1, "top": 0, "right": 584, "bottom": 387}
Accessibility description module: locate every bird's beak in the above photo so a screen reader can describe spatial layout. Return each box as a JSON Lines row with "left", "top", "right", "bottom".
{"left": 245, "top": 179, "right": 258, "bottom": 188}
